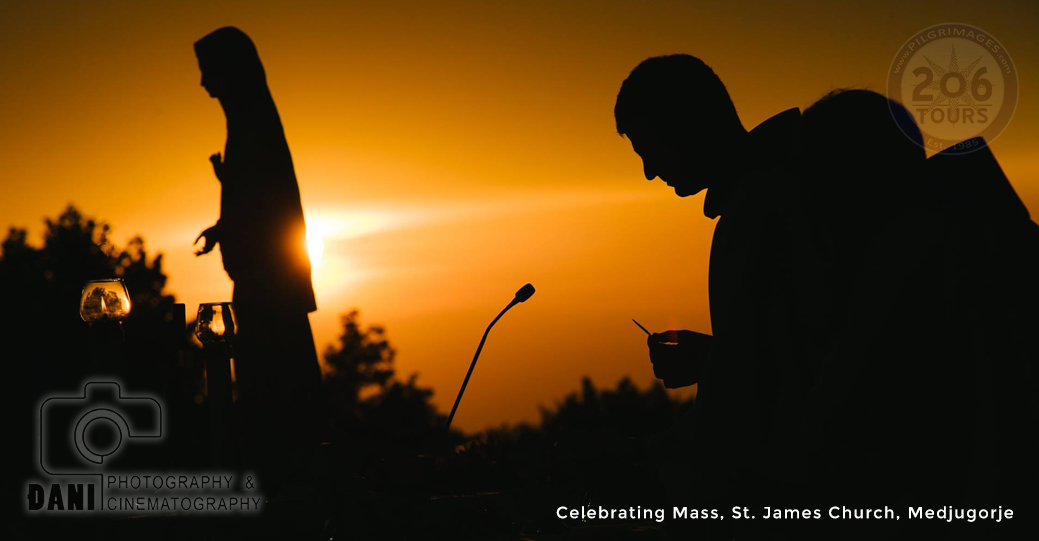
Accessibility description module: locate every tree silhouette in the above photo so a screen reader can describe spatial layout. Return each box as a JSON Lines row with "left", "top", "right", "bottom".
{"left": 322, "top": 309, "right": 396, "bottom": 403}
{"left": 2, "top": 206, "right": 174, "bottom": 324}
{"left": 0, "top": 205, "right": 181, "bottom": 518}
{"left": 1, "top": 206, "right": 175, "bottom": 386}
{"left": 321, "top": 310, "right": 460, "bottom": 451}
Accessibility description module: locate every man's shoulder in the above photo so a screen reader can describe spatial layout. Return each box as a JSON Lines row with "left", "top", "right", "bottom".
{"left": 717, "top": 176, "right": 798, "bottom": 242}
{"left": 741, "top": 108, "right": 803, "bottom": 189}
{"left": 749, "top": 108, "right": 801, "bottom": 153}
{"left": 732, "top": 165, "right": 800, "bottom": 223}
{"left": 709, "top": 108, "right": 802, "bottom": 223}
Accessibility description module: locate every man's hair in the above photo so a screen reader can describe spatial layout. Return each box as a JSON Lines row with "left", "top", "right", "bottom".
{"left": 614, "top": 54, "right": 742, "bottom": 138}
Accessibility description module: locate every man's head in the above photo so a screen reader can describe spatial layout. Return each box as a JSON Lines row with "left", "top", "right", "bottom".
{"left": 615, "top": 55, "right": 745, "bottom": 196}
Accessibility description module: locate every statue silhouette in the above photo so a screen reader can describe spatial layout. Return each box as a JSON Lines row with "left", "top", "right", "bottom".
{"left": 193, "top": 27, "right": 324, "bottom": 492}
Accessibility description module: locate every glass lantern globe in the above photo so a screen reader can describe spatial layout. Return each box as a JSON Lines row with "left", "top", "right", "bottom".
{"left": 79, "top": 279, "right": 132, "bottom": 323}
{"left": 196, "top": 303, "right": 237, "bottom": 344}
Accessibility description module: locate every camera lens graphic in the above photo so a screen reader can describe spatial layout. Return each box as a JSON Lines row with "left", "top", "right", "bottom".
{"left": 74, "top": 409, "right": 127, "bottom": 464}
{"left": 39, "top": 382, "right": 164, "bottom": 476}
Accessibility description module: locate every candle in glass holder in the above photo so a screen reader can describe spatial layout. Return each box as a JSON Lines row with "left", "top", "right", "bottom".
{"left": 196, "top": 303, "right": 236, "bottom": 344}
{"left": 79, "top": 279, "right": 132, "bottom": 322}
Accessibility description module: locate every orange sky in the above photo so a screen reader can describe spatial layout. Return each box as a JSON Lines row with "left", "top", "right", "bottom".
{"left": 2, "top": 1, "right": 1038, "bottom": 431}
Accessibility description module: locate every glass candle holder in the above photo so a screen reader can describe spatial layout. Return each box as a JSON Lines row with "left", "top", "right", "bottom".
{"left": 196, "top": 303, "right": 236, "bottom": 344}
{"left": 80, "top": 278, "right": 132, "bottom": 323}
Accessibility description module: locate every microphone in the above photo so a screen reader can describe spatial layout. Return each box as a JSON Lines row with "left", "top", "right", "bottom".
{"left": 514, "top": 283, "right": 535, "bottom": 303}
{"left": 444, "top": 283, "right": 535, "bottom": 431}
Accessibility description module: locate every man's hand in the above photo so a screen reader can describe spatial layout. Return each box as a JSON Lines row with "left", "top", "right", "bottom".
{"left": 194, "top": 224, "right": 220, "bottom": 256}
{"left": 209, "top": 153, "right": 225, "bottom": 182}
{"left": 648, "top": 330, "right": 711, "bottom": 388}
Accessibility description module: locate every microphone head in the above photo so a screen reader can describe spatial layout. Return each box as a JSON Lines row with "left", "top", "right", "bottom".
{"left": 514, "top": 283, "right": 535, "bottom": 303}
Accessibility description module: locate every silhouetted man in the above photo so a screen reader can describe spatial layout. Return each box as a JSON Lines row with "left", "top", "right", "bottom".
{"left": 614, "top": 54, "right": 808, "bottom": 532}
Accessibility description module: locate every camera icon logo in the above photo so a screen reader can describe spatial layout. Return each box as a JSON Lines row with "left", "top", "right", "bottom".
{"left": 39, "top": 381, "right": 162, "bottom": 475}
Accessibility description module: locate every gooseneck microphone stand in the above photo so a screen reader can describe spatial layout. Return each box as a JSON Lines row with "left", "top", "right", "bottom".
{"left": 444, "top": 284, "right": 535, "bottom": 431}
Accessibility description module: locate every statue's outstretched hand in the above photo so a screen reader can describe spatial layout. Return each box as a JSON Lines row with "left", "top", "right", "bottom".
{"left": 194, "top": 223, "right": 220, "bottom": 256}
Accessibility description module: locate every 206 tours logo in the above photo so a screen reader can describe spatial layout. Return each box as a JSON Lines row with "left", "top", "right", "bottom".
{"left": 887, "top": 23, "right": 1018, "bottom": 154}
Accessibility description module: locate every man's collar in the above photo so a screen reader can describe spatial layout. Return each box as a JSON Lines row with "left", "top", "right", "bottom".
{"left": 703, "top": 108, "right": 801, "bottom": 219}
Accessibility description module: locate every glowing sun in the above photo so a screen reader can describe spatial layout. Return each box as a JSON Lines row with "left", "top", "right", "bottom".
{"left": 306, "top": 228, "right": 325, "bottom": 267}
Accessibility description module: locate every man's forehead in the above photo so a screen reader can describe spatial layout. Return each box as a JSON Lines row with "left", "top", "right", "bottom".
{"left": 624, "top": 115, "right": 652, "bottom": 136}
{"left": 625, "top": 120, "right": 668, "bottom": 149}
